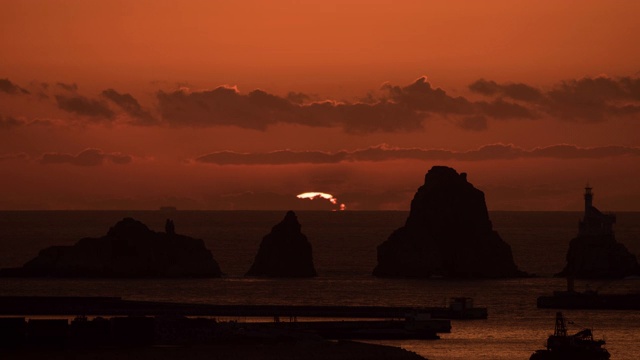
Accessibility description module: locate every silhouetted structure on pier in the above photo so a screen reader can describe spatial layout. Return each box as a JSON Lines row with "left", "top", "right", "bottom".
{"left": 557, "top": 186, "right": 639, "bottom": 279}
{"left": 579, "top": 186, "right": 616, "bottom": 237}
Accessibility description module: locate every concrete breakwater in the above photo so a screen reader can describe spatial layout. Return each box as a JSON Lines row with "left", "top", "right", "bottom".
{"left": 0, "top": 315, "right": 443, "bottom": 349}
{"left": 0, "top": 295, "right": 484, "bottom": 320}
{"left": 0, "top": 296, "right": 460, "bottom": 346}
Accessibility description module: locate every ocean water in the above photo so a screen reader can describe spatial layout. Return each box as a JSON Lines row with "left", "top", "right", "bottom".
{"left": 1, "top": 211, "right": 640, "bottom": 359}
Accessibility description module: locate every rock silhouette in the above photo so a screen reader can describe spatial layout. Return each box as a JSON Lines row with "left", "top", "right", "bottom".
{"left": 0, "top": 217, "right": 222, "bottom": 277}
{"left": 557, "top": 186, "right": 639, "bottom": 278}
{"left": 373, "top": 166, "right": 525, "bottom": 278}
{"left": 246, "top": 211, "right": 317, "bottom": 277}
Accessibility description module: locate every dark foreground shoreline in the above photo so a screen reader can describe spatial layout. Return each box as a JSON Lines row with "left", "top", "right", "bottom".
{"left": 1, "top": 340, "right": 427, "bottom": 360}
{"left": 0, "top": 296, "right": 432, "bottom": 359}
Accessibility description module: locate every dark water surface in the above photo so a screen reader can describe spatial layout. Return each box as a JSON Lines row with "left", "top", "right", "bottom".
{"left": 1, "top": 211, "right": 639, "bottom": 359}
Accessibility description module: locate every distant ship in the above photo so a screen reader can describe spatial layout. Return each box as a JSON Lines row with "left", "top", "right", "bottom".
{"left": 529, "top": 312, "right": 610, "bottom": 360}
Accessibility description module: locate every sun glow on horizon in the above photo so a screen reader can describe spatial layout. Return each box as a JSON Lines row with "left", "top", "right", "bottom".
{"left": 296, "top": 192, "right": 345, "bottom": 210}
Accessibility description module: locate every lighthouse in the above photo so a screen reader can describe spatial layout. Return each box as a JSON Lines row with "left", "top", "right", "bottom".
{"left": 578, "top": 185, "right": 616, "bottom": 237}
{"left": 584, "top": 185, "right": 593, "bottom": 216}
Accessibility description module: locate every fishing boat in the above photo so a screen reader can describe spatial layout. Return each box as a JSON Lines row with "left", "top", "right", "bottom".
{"left": 530, "top": 312, "right": 610, "bottom": 360}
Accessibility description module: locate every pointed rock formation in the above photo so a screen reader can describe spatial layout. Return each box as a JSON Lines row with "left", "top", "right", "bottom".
{"left": 0, "top": 218, "right": 222, "bottom": 278}
{"left": 557, "top": 186, "right": 639, "bottom": 278}
{"left": 246, "top": 211, "right": 317, "bottom": 277}
{"left": 373, "top": 166, "right": 525, "bottom": 278}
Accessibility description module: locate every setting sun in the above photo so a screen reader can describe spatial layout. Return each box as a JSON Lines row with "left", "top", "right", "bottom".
{"left": 296, "top": 192, "right": 338, "bottom": 204}
{"left": 296, "top": 192, "right": 346, "bottom": 210}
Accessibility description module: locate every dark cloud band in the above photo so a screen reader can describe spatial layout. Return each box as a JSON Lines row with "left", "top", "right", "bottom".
{"left": 195, "top": 144, "right": 640, "bottom": 165}
{"left": 55, "top": 95, "right": 115, "bottom": 120}
{"left": 0, "top": 78, "right": 30, "bottom": 95}
{"left": 156, "top": 77, "right": 534, "bottom": 133}
{"left": 4, "top": 74, "right": 640, "bottom": 131}
{"left": 102, "top": 89, "right": 157, "bottom": 125}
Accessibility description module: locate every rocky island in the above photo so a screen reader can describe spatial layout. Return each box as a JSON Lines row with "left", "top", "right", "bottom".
{"left": 0, "top": 217, "right": 222, "bottom": 277}
{"left": 557, "top": 186, "right": 639, "bottom": 279}
{"left": 246, "top": 211, "right": 317, "bottom": 277}
{"left": 373, "top": 166, "right": 525, "bottom": 278}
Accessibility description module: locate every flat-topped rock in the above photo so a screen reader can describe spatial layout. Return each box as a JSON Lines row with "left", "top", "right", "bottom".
{"left": 246, "top": 211, "right": 317, "bottom": 277}
{"left": 0, "top": 217, "right": 222, "bottom": 278}
{"left": 374, "top": 166, "right": 525, "bottom": 278}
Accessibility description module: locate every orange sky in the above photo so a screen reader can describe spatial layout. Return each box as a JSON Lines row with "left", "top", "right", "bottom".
{"left": 1, "top": 0, "right": 640, "bottom": 210}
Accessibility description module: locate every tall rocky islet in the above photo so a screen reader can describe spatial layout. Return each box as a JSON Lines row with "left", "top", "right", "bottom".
{"left": 0, "top": 217, "right": 222, "bottom": 278}
{"left": 246, "top": 211, "right": 317, "bottom": 277}
{"left": 373, "top": 166, "right": 526, "bottom": 278}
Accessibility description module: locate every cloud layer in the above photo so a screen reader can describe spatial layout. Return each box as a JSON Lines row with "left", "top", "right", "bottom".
{"left": 2, "top": 74, "right": 640, "bottom": 132}
{"left": 195, "top": 144, "right": 640, "bottom": 165}
{"left": 55, "top": 95, "right": 115, "bottom": 120}
{"left": 0, "top": 78, "right": 29, "bottom": 95}
{"left": 156, "top": 77, "right": 536, "bottom": 133}
{"left": 102, "top": 89, "right": 157, "bottom": 125}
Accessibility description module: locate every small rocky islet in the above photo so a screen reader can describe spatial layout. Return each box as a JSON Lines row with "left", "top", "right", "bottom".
{"left": 246, "top": 210, "right": 317, "bottom": 278}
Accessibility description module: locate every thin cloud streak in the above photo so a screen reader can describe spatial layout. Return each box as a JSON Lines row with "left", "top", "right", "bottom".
{"left": 0, "top": 152, "right": 29, "bottom": 161}
{"left": 40, "top": 148, "right": 133, "bottom": 166}
{"left": 0, "top": 115, "right": 24, "bottom": 129}
{"left": 195, "top": 144, "right": 640, "bottom": 165}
